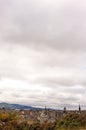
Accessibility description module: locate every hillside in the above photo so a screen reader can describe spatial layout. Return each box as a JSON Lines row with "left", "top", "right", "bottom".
{"left": 0, "top": 102, "right": 39, "bottom": 110}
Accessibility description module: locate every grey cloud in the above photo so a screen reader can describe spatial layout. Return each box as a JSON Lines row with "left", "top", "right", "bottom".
{"left": 0, "top": 0, "right": 86, "bottom": 108}
{"left": 1, "top": 0, "right": 86, "bottom": 51}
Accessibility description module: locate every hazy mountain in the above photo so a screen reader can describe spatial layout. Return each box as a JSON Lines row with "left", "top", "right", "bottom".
{"left": 0, "top": 102, "right": 40, "bottom": 110}
{"left": 0, "top": 102, "right": 85, "bottom": 110}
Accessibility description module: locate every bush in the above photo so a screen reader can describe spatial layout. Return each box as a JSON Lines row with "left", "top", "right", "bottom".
{"left": 57, "top": 112, "right": 86, "bottom": 130}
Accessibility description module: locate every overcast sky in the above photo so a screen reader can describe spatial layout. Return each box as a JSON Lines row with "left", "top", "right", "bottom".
{"left": 0, "top": 0, "right": 86, "bottom": 109}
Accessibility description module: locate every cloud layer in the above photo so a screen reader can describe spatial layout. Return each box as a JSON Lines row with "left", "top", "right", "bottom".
{"left": 0, "top": 0, "right": 86, "bottom": 109}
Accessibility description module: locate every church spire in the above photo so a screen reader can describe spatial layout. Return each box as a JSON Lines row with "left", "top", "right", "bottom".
{"left": 63, "top": 106, "right": 66, "bottom": 113}
{"left": 79, "top": 104, "right": 81, "bottom": 112}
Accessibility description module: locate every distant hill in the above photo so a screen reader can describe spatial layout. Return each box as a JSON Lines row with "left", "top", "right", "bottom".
{"left": 0, "top": 102, "right": 41, "bottom": 110}
{"left": 0, "top": 102, "right": 84, "bottom": 110}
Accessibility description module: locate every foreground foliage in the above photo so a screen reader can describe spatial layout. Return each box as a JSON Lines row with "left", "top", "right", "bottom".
{"left": 0, "top": 111, "right": 86, "bottom": 130}
{"left": 57, "top": 112, "right": 86, "bottom": 130}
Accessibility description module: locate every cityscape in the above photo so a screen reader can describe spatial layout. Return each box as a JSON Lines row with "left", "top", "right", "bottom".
{"left": 0, "top": 0, "right": 86, "bottom": 129}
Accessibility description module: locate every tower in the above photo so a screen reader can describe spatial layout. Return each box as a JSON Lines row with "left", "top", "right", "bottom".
{"left": 44, "top": 106, "right": 47, "bottom": 115}
{"left": 63, "top": 107, "right": 66, "bottom": 113}
{"left": 45, "top": 106, "right": 47, "bottom": 111}
{"left": 79, "top": 104, "right": 81, "bottom": 112}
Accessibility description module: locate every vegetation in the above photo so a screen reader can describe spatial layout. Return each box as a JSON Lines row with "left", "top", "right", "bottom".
{"left": 57, "top": 112, "right": 86, "bottom": 130}
{"left": 0, "top": 111, "right": 86, "bottom": 130}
